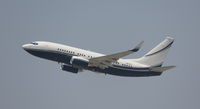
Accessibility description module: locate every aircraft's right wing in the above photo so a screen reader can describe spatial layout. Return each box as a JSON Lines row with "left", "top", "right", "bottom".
{"left": 88, "top": 41, "right": 144, "bottom": 69}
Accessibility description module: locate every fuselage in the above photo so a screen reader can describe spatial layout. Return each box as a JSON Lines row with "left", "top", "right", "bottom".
{"left": 22, "top": 41, "right": 162, "bottom": 77}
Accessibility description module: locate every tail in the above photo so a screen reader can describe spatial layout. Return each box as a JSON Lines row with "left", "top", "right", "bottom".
{"left": 131, "top": 37, "right": 174, "bottom": 67}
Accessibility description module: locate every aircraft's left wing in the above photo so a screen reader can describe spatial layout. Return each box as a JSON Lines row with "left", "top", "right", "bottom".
{"left": 88, "top": 41, "right": 144, "bottom": 69}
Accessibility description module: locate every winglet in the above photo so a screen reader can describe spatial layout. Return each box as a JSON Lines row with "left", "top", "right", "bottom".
{"left": 150, "top": 66, "right": 176, "bottom": 72}
{"left": 131, "top": 41, "right": 144, "bottom": 52}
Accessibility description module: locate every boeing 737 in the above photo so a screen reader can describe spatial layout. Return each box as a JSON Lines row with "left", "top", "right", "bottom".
{"left": 22, "top": 37, "right": 175, "bottom": 77}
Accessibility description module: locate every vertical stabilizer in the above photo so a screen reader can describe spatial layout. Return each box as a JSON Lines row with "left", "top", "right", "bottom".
{"left": 133, "top": 37, "right": 174, "bottom": 67}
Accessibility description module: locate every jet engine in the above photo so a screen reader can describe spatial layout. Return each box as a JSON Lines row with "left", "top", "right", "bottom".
{"left": 61, "top": 65, "right": 79, "bottom": 73}
{"left": 70, "top": 56, "right": 89, "bottom": 68}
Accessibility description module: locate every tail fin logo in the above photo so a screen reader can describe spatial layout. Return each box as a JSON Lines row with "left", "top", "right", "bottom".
{"left": 145, "top": 41, "right": 174, "bottom": 56}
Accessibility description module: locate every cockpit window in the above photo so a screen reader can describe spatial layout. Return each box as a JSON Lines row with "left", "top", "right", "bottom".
{"left": 31, "top": 42, "right": 38, "bottom": 45}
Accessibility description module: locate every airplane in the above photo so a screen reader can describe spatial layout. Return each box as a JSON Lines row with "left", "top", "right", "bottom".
{"left": 22, "top": 37, "right": 175, "bottom": 77}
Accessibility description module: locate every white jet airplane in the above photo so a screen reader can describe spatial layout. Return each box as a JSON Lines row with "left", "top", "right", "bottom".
{"left": 22, "top": 37, "right": 175, "bottom": 77}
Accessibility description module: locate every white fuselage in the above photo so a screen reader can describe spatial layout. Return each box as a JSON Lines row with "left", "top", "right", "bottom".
{"left": 23, "top": 41, "right": 148, "bottom": 68}
{"left": 22, "top": 40, "right": 172, "bottom": 77}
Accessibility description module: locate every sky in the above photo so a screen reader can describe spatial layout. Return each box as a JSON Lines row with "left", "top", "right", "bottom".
{"left": 0, "top": 0, "right": 200, "bottom": 109}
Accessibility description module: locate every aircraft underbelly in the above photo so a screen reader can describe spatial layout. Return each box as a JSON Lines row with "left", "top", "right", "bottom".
{"left": 88, "top": 66, "right": 162, "bottom": 77}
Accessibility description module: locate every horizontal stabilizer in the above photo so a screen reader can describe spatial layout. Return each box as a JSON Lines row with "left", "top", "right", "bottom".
{"left": 150, "top": 66, "right": 176, "bottom": 72}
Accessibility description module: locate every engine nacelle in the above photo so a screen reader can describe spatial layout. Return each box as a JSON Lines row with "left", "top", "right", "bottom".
{"left": 61, "top": 65, "right": 79, "bottom": 73}
{"left": 70, "top": 56, "right": 89, "bottom": 68}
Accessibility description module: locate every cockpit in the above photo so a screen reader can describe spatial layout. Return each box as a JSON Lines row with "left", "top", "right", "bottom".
{"left": 23, "top": 41, "right": 48, "bottom": 51}
{"left": 31, "top": 42, "right": 38, "bottom": 45}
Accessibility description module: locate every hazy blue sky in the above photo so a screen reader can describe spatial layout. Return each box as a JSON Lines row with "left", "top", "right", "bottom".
{"left": 0, "top": 0, "right": 200, "bottom": 109}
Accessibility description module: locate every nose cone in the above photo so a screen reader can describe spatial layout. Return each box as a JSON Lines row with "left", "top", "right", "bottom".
{"left": 22, "top": 44, "right": 31, "bottom": 50}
